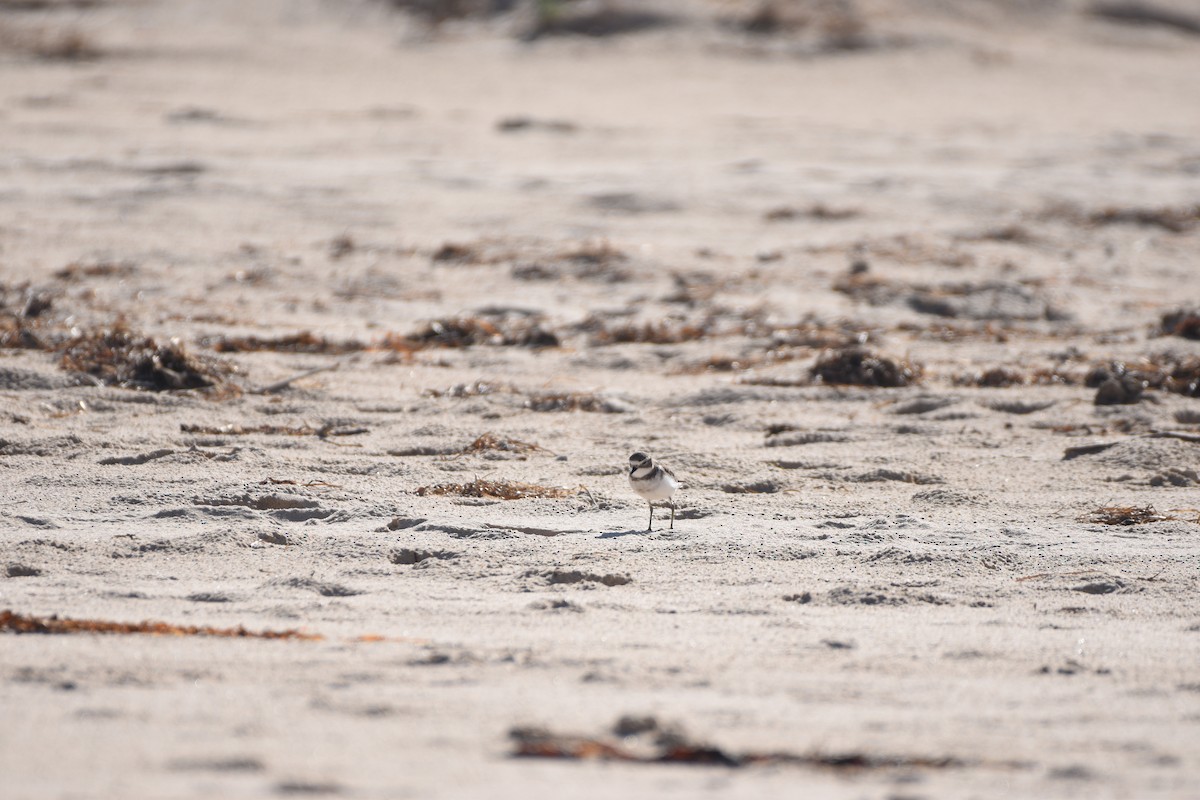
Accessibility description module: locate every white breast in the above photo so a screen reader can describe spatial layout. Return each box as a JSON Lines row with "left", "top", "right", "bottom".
{"left": 630, "top": 467, "right": 678, "bottom": 501}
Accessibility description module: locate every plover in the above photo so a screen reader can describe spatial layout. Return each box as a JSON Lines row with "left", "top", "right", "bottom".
{"left": 628, "top": 451, "right": 679, "bottom": 532}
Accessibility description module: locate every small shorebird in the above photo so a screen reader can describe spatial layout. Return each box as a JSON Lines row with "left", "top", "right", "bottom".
{"left": 628, "top": 451, "right": 679, "bottom": 532}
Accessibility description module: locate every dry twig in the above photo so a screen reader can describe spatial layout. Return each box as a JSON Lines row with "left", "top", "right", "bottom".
{"left": 253, "top": 363, "right": 340, "bottom": 395}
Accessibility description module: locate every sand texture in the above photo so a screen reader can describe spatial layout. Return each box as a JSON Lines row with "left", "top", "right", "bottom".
{"left": 2, "top": 1, "right": 1200, "bottom": 797}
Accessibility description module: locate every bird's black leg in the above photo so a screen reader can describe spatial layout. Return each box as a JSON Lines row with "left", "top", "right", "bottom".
{"left": 669, "top": 501, "right": 675, "bottom": 530}
{"left": 646, "top": 502, "right": 653, "bottom": 532}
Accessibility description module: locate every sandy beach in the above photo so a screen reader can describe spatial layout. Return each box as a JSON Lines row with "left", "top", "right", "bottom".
{"left": 2, "top": 1, "right": 1200, "bottom": 797}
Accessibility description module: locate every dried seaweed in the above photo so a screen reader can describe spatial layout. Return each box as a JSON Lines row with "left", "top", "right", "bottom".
{"left": 429, "top": 237, "right": 523, "bottom": 266}
{"left": 0, "top": 317, "right": 48, "bottom": 350}
{"left": 581, "top": 316, "right": 708, "bottom": 345}
{"left": 661, "top": 270, "right": 750, "bottom": 306}
{"left": 953, "top": 225, "right": 1038, "bottom": 245}
{"left": 207, "top": 322, "right": 554, "bottom": 356}
{"left": 454, "top": 432, "right": 551, "bottom": 457}
{"left": 60, "top": 324, "right": 235, "bottom": 393}
{"left": 724, "top": 0, "right": 875, "bottom": 48}
{"left": 1142, "top": 358, "right": 1200, "bottom": 397}
{"left": 556, "top": 239, "right": 630, "bottom": 280}
{"left": 511, "top": 263, "right": 562, "bottom": 281}
{"left": 837, "top": 235, "right": 975, "bottom": 269}
{"left": 181, "top": 423, "right": 366, "bottom": 439}
{"left": 416, "top": 477, "right": 580, "bottom": 500}
{"left": 675, "top": 348, "right": 809, "bottom": 375}
{"left": 1, "top": 25, "right": 104, "bottom": 61}
{"left": 1043, "top": 200, "right": 1200, "bottom": 233}
{"left": 764, "top": 204, "right": 860, "bottom": 222}
{"left": 208, "top": 332, "right": 368, "bottom": 354}
{"left": 1159, "top": 308, "right": 1200, "bottom": 340}
{"left": 524, "top": 391, "right": 627, "bottom": 413}
{"left": 423, "top": 380, "right": 518, "bottom": 398}
{"left": 0, "top": 609, "right": 319, "bottom": 640}
{"left": 679, "top": 354, "right": 757, "bottom": 373}
{"left": 1088, "top": 357, "right": 1200, "bottom": 400}
{"left": 0, "top": 283, "right": 56, "bottom": 350}
{"left": 327, "top": 234, "right": 356, "bottom": 260}
{"left": 896, "top": 320, "right": 1034, "bottom": 344}
{"left": 1088, "top": 204, "right": 1200, "bottom": 233}
{"left": 431, "top": 241, "right": 484, "bottom": 264}
{"left": 810, "top": 347, "right": 921, "bottom": 387}
{"left": 1078, "top": 505, "right": 1170, "bottom": 526}
{"left": 772, "top": 319, "right": 873, "bottom": 348}
{"left": 407, "top": 317, "right": 559, "bottom": 349}
{"left": 408, "top": 317, "right": 502, "bottom": 347}
{"left": 579, "top": 307, "right": 775, "bottom": 346}
{"left": 954, "top": 366, "right": 1076, "bottom": 388}
{"left": 835, "top": 266, "right": 1005, "bottom": 310}
{"left": 832, "top": 271, "right": 895, "bottom": 305}
{"left": 373, "top": 333, "right": 423, "bottom": 360}
{"left": 183, "top": 423, "right": 318, "bottom": 436}
{"left": 959, "top": 366, "right": 1025, "bottom": 388}
{"left": 496, "top": 116, "right": 577, "bottom": 134}
{"left": 730, "top": 1, "right": 811, "bottom": 35}
{"left": 53, "top": 261, "right": 136, "bottom": 281}
{"left": 466, "top": 238, "right": 632, "bottom": 282}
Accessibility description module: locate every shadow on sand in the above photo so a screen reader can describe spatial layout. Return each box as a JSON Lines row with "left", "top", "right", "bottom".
{"left": 598, "top": 529, "right": 651, "bottom": 539}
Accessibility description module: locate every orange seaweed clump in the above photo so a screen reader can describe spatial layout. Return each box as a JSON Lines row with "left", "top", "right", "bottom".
{"left": 0, "top": 610, "right": 321, "bottom": 640}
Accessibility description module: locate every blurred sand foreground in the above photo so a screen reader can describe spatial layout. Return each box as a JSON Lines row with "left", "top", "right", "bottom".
{"left": 1, "top": 1, "right": 1199, "bottom": 797}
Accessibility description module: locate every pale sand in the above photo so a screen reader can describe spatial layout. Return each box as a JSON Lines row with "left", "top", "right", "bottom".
{"left": 2, "top": 1, "right": 1199, "bottom": 797}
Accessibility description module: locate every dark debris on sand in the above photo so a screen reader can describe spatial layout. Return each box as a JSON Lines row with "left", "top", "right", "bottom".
{"left": 810, "top": 347, "right": 921, "bottom": 387}
{"left": 510, "top": 715, "right": 994, "bottom": 771}
{"left": 53, "top": 261, "right": 137, "bottom": 281}
{"left": 454, "top": 432, "right": 551, "bottom": 457}
{"left": 408, "top": 316, "right": 560, "bottom": 349}
{"left": 0, "top": 609, "right": 318, "bottom": 640}
{"left": 207, "top": 331, "right": 369, "bottom": 355}
{"left": 1087, "top": 358, "right": 1200, "bottom": 404}
{"left": 415, "top": 477, "right": 581, "bottom": 500}
{"left": 578, "top": 314, "right": 709, "bottom": 346}
{"left": 1043, "top": 200, "right": 1200, "bottom": 233}
{"left": 0, "top": 283, "right": 56, "bottom": 350}
{"left": 1159, "top": 308, "right": 1200, "bottom": 340}
{"left": 955, "top": 365, "right": 1076, "bottom": 388}
{"left": 2, "top": 286, "right": 237, "bottom": 395}
{"left": 764, "top": 203, "right": 860, "bottom": 222}
{"left": 209, "top": 316, "right": 558, "bottom": 353}
{"left": 1078, "top": 505, "right": 1170, "bottom": 526}
{"left": 524, "top": 391, "right": 629, "bottom": 413}
{"left": 423, "top": 380, "right": 517, "bottom": 398}
{"left": 1087, "top": 203, "right": 1200, "bottom": 233}
{"left": 60, "top": 324, "right": 236, "bottom": 393}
